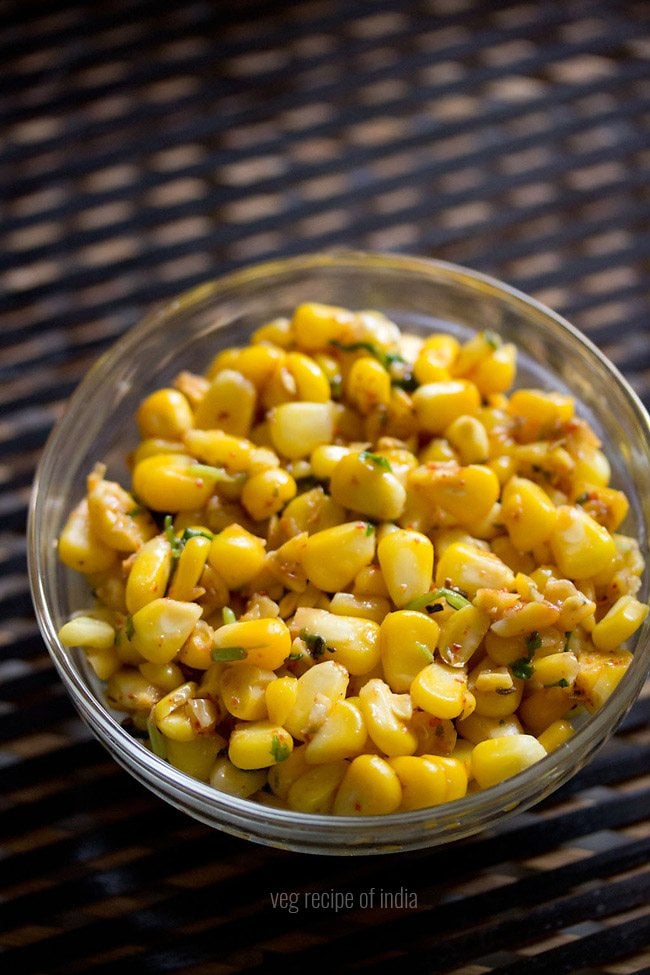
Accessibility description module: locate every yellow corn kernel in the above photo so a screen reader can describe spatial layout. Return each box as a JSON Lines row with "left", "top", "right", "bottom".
{"left": 537, "top": 719, "right": 574, "bottom": 753}
{"left": 411, "top": 661, "right": 474, "bottom": 720}
{"left": 58, "top": 498, "right": 117, "bottom": 574}
{"left": 591, "top": 595, "right": 648, "bottom": 652}
{"left": 183, "top": 428, "right": 253, "bottom": 472}
{"left": 490, "top": 536, "right": 536, "bottom": 575}
{"left": 125, "top": 535, "right": 172, "bottom": 614}
{"left": 421, "top": 333, "right": 460, "bottom": 367}
{"left": 508, "top": 389, "right": 574, "bottom": 442}
{"left": 472, "top": 735, "right": 547, "bottom": 789}
{"left": 346, "top": 356, "right": 392, "bottom": 414}
{"left": 265, "top": 675, "right": 299, "bottom": 726}
{"left": 310, "top": 444, "right": 353, "bottom": 480}
{"left": 412, "top": 380, "right": 480, "bottom": 435}
{"left": 209, "top": 755, "right": 267, "bottom": 797}
{"left": 212, "top": 617, "right": 291, "bottom": 670}
{"left": 268, "top": 401, "right": 337, "bottom": 460}
{"left": 167, "top": 534, "right": 211, "bottom": 602}
{"left": 221, "top": 663, "right": 276, "bottom": 720}
{"left": 153, "top": 682, "right": 216, "bottom": 741}
{"left": 457, "top": 711, "right": 523, "bottom": 744}
{"left": 377, "top": 528, "right": 434, "bottom": 609}
{"left": 329, "top": 592, "right": 390, "bottom": 624}
{"left": 130, "top": 437, "right": 187, "bottom": 466}
{"left": 131, "top": 597, "right": 202, "bottom": 664}
{"left": 251, "top": 315, "right": 292, "bottom": 347}
{"left": 132, "top": 454, "right": 216, "bottom": 512}
{"left": 437, "top": 603, "right": 491, "bottom": 667}
{"left": 573, "top": 449, "right": 611, "bottom": 488}
{"left": 281, "top": 487, "right": 346, "bottom": 537}
{"left": 137, "top": 387, "right": 193, "bottom": 440}
{"left": 470, "top": 659, "right": 523, "bottom": 718}
{"left": 59, "top": 616, "right": 115, "bottom": 652}
{"left": 490, "top": 599, "right": 560, "bottom": 638}
{"left": 549, "top": 505, "right": 617, "bottom": 580}
{"left": 329, "top": 451, "right": 406, "bottom": 522}
{"left": 86, "top": 467, "right": 157, "bottom": 552}
{"left": 574, "top": 650, "right": 633, "bottom": 711}
{"left": 429, "top": 755, "right": 469, "bottom": 800}
{"left": 284, "top": 659, "right": 349, "bottom": 740}
{"left": 435, "top": 541, "right": 515, "bottom": 597}
{"left": 411, "top": 463, "right": 500, "bottom": 527}
{"left": 303, "top": 521, "right": 376, "bottom": 592}
{"left": 468, "top": 343, "right": 517, "bottom": 396}
{"left": 166, "top": 735, "right": 225, "bottom": 781}
{"left": 208, "top": 523, "right": 266, "bottom": 590}
{"left": 267, "top": 532, "right": 309, "bottom": 592}
{"left": 209, "top": 343, "right": 285, "bottom": 389}
{"left": 449, "top": 738, "right": 474, "bottom": 778}
{"left": 484, "top": 630, "right": 528, "bottom": 666}
{"left": 173, "top": 369, "right": 209, "bottom": 409}
{"left": 83, "top": 645, "right": 122, "bottom": 680}
{"left": 413, "top": 348, "right": 452, "bottom": 385}
{"left": 519, "top": 687, "right": 572, "bottom": 735}
{"left": 333, "top": 754, "right": 402, "bottom": 816}
{"left": 106, "top": 667, "right": 162, "bottom": 711}
{"left": 358, "top": 678, "right": 417, "bottom": 757}
{"left": 283, "top": 351, "right": 331, "bottom": 402}
{"left": 573, "top": 486, "right": 629, "bottom": 534}
{"left": 241, "top": 468, "right": 297, "bottom": 521}
{"left": 139, "top": 661, "right": 184, "bottom": 692}
{"left": 444, "top": 415, "right": 490, "bottom": 465}
{"left": 419, "top": 437, "right": 458, "bottom": 464}
{"left": 389, "top": 755, "right": 448, "bottom": 810}
{"left": 177, "top": 620, "right": 216, "bottom": 670}
{"left": 268, "top": 743, "right": 310, "bottom": 798}
{"left": 501, "top": 476, "right": 558, "bottom": 552}
{"left": 287, "top": 761, "right": 349, "bottom": 814}
{"left": 194, "top": 369, "right": 256, "bottom": 435}
{"left": 304, "top": 699, "right": 366, "bottom": 764}
{"left": 291, "top": 302, "right": 353, "bottom": 350}
{"left": 529, "top": 652, "right": 579, "bottom": 690}
{"left": 409, "top": 711, "right": 456, "bottom": 756}
{"left": 354, "top": 563, "right": 390, "bottom": 599}
{"left": 228, "top": 721, "right": 293, "bottom": 770}
{"left": 292, "top": 607, "right": 381, "bottom": 676}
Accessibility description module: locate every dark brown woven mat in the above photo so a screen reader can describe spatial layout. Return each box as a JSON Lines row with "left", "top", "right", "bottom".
{"left": 1, "top": 1, "right": 649, "bottom": 972}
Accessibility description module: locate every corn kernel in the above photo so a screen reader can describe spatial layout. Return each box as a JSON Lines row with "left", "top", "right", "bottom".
{"left": 212, "top": 617, "right": 291, "bottom": 670}
{"left": 292, "top": 607, "right": 381, "bottom": 676}
{"left": 472, "top": 735, "right": 547, "bottom": 789}
{"left": 269, "top": 401, "right": 337, "bottom": 459}
{"left": 228, "top": 721, "right": 293, "bottom": 769}
{"left": 445, "top": 415, "right": 490, "bottom": 465}
{"left": 389, "top": 755, "right": 448, "bottom": 810}
{"left": 377, "top": 528, "right": 434, "bottom": 609}
{"left": 210, "top": 755, "right": 267, "bottom": 796}
{"left": 58, "top": 498, "right": 117, "bottom": 574}
{"left": 537, "top": 719, "right": 574, "bottom": 753}
{"left": 184, "top": 429, "right": 253, "bottom": 472}
{"left": 508, "top": 389, "right": 574, "bottom": 442}
{"left": 132, "top": 454, "right": 216, "bottom": 512}
{"left": 167, "top": 735, "right": 225, "bottom": 781}
{"left": 137, "top": 388, "right": 193, "bottom": 440}
{"left": 241, "top": 468, "right": 297, "bottom": 521}
{"left": 501, "top": 476, "right": 558, "bottom": 552}
{"left": 456, "top": 712, "right": 524, "bottom": 744}
{"left": 550, "top": 505, "right": 617, "bottom": 580}
{"left": 265, "top": 675, "right": 299, "bottom": 726}
{"left": 288, "top": 761, "right": 349, "bottom": 813}
{"left": 131, "top": 598, "right": 203, "bottom": 664}
{"left": 303, "top": 521, "right": 376, "bottom": 592}
{"left": 194, "top": 369, "right": 256, "bottom": 435}
{"left": 411, "top": 661, "right": 474, "bottom": 720}
{"left": 304, "top": 699, "right": 366, "bottom": 764}
{"left": 358, "top": 678, "right": 418, "bottom": 757}
{"left": 435, "top": 541, "right": 515, "bottom": 597}
{"left": 59, "top": 616, "right": 115, "bottom": 651}
{"left": 329, "top": 592, "right": 391, "bottom": 624}
{"left": 378, "top": 610, "right": 439, "bottom": 692}
{"left": 333, "top": 754, "right": 402, "bottom": 815}
{"left": 208, "top": 523, "right": 266, "bottom": 589}
{"left": 330, "top": 451, "right": 406, "bottom": 522}
{"left": 591, "top": 595, "right": 648, "bottom": 652}
{"left": 437, "top": 603, "right": 491, "bottom": 667}
{"left": 268, "top": 742, "right": 310, "bottom": 798}
{"left": 410, "top": 463, "right": 500, "bottom": 527}
{"left": 346, "top": 356, "right": 391, "bottom": 414}
{"left": 291, "top": 302, "right": 353, "bottom": 350}
{"left": 221, "top": 663, "right": 276, "bottom": 720}
{"left": 574, "top": 649, "right": 633, "bottom": 711}
{"left": 412, "top": 380, "right": 480, "bottom": 435}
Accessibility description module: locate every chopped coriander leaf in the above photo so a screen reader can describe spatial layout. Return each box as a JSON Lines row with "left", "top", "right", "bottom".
{"left": 181, "top": 527, "right": 213, "bottom": 542}
{"left": 300, "top": 630, "right": 328, "bottom": 659}
{"left": 222, "top": 606, "right": 237, "bottom": 625}
{"left": 359, "top": 450, "right": 392, "bottom": 472}
{"left": 404, "top": 588, "right": 471, "bottom": 612}
{"left": 147, "top": 715, "right": 167, "bottom": 759}
{"left": 391, "top": 372, "right": 418, "bottom": 392}
{"left": 544, "top": 678, "right": 570, "bottom": 688}
{"left": 525, "top": 631, "right": 542, "bottom": 654}
{"left": 270, "top": 735, "right": 291, "bottom": 763}
{"left": 414, "top": 641, "right": 434, "bottom": 664}
{"left": 127, "top": 505, "right": 144, "bottom": 517}
{"left": 288, "top": 650, "right": 304, "bottom": 661}
{"left": 211, "top": 646, "right": 248, "bottom": 661}
{"left": 563, "top": 631, "right": 573, "bottom": 652}
{"left": 331, "top": 339, "right": 381, "bottom": 357}
{"left": 575, "top": 492, "right": 590, "bottom": 505}
{"left": 125, "top": 615, "right": 135, "bottom": 641}
{"left": 483, "top": 330, "right": 501, "bottom": 350}
{"left": 365, "top": 522, "right": 375, "bottom": 536}
{"left": 512, "top": 658, "right": 535, "bottom": 680}
{"left": 164, "top": 514, "right": 183, "bottom": 560}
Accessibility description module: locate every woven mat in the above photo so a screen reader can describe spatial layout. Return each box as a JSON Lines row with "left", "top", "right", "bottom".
{"left": 1, "top": 1, "right": 649, "bottom": 972}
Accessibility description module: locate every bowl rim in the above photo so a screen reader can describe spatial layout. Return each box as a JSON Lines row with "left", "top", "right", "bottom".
{"left": 28, "top": 250, "right": 650, "bottom": 850}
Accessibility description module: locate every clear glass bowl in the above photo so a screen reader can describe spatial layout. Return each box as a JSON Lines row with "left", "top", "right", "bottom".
{"left": 29, "top": 252, "right": 650, "bottom": 855}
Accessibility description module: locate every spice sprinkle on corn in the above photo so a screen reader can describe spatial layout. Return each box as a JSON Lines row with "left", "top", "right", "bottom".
{"left": 57, "top": 302, "right": 648, "bottom": 816}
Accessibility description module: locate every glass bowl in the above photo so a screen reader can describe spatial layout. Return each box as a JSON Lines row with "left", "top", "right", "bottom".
{"left": 29, "top": 252, "right": 650, "bottom": 855}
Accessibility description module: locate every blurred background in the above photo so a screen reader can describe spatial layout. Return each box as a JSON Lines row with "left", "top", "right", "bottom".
{"left": 2, "top": 1, "right": 649, "bottom": 972}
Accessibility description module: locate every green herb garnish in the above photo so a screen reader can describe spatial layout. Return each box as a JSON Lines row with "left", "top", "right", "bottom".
{"left": 300, "top": 631, "right": 329, "bottom": 659}
{"left": 359, "top": 450, "right": 392, "bottom": 472}
{"left": 222, "top": 607, "right": 236, "bottom": 625}
{"left": 147, "top": 715, "right": 167, "bottom": 759}
{"left": 544, "top": 678, "right": 570, "bottom": 688}
{"left": 525, "top": 631, "right": 542, "bottom": 654}
{"left": 288, "top": 650, "right": 304, "bottom": 661}
{"left": 404, "top": 588, "right": 471, "bottom": 612}
{"left": 125, "top": 615, "right": 135, "bottom": 641}
{"left": 483, "top": 330, "right": 501, "bottom": 350}
{"left": 127, "top": 505, "right": 144, "bottom": 517}
{"left": 575, "top": 492, "right": 590, "bottom": 506}
{"left": 365, "top": 522, "right": 375, "bottom": 536}
{"left": 211, "top": 646, "right": 248, "bottom": 661}
{"left": 512, "top": 658, "right": 535, "bottom": 680}
{"left": 271, "top": 735, "right": 291, "bottom": 763}
{"left": 563, "top": 631, "right": 573, "bottom": 652}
